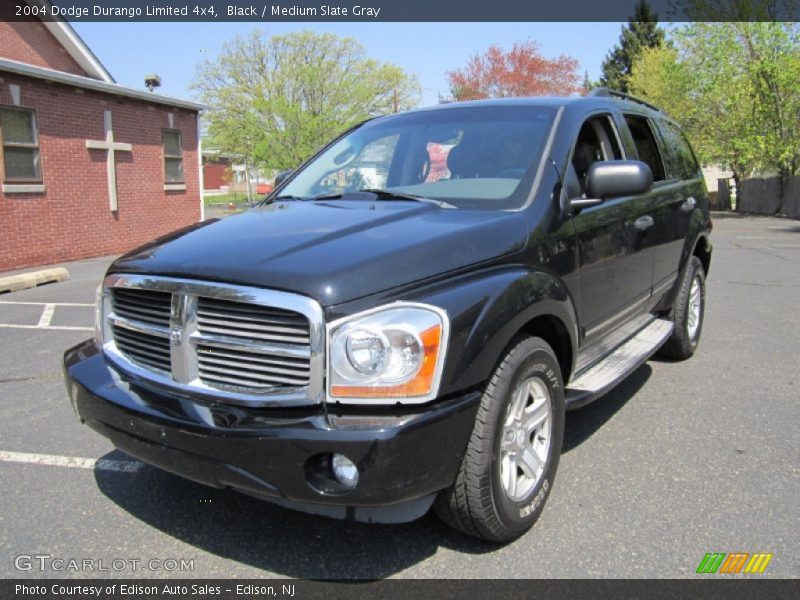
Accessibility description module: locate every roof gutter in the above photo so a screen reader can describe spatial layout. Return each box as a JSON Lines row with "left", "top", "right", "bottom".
{"left": 0, "top": 58, "right": 206, "bottom": 111}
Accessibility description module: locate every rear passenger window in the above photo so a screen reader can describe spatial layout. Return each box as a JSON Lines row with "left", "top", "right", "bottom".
{"left": 658, "top": 120, "right": 701, "bottom": 180}
{"left": 624, "top": 115, "right": 665, "bottom": 182}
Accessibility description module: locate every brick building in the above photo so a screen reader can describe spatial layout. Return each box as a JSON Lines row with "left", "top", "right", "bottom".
{"left": 202, "top": 150, "right": 234, "bottom": 192}
{"left": 0, "top": 5, "right": 204, "bottom": 271}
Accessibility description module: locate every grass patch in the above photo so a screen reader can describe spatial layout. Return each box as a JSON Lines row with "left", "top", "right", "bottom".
{"left": 203, "top": 192, "right": 254, "bottom": 206}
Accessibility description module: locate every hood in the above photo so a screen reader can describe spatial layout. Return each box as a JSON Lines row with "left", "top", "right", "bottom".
{"left": 112, "top": 200, "right": 527, "bottom": 306}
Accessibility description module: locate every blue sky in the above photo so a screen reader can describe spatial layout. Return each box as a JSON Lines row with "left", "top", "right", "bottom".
{"left": 73, "top": 22, "right": 625, "bottom": 107}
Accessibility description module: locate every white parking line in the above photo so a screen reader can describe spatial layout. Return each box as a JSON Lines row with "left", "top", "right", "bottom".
{"left": 37, "top": 303, "right": 56, "bottom": 327}
{"left": 0, "top": 450, "right": 141, "bottom": 473}
{"left": 0, "top": 301, "right": 93, "bottom": 307}
{"left": 0, "top": 300, "right": 94, "bottom": 331}
{"left": 0, "top": 324, "right": 93, "bottom": 331}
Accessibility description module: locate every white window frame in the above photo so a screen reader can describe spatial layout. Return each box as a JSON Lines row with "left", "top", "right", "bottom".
{"left": 0, "top": 105, "right": 42, "bottom": 184}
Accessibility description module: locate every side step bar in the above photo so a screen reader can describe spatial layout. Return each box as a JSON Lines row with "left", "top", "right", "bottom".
{"left": 565, "top": 318, "right": 673, "bottom": 410}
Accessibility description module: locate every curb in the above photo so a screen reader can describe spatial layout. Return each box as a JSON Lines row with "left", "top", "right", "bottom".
{"left": 710, "top": 211, "right": 745, "bottom": 219}
{"left": 0, "top": 267, "right": 69, "bottom": 294}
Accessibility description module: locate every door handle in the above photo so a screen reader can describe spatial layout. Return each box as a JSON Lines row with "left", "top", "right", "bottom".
{"left": 634, "top": 215, "right": 654, "bottom": 231}
{"left": 681, "top": 196, "right": 697, "bottom": 212}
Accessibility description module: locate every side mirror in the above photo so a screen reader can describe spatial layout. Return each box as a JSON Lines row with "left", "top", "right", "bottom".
{"left": 586, "top": 160, "right": 653, "bottom": 200}
{"left": 274, "top": 169, "right": 294, "bottom": 188}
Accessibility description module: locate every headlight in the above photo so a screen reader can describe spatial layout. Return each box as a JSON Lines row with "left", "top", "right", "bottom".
{"left": 327, "top": 303, "right": 449, "bottom": 404}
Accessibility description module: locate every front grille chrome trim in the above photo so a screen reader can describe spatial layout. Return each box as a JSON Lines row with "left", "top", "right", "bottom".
{"left": 100, "top": 274, "right": 325, "bottom": 407}
{"left": 188, "top": 331, "right": 312, "bottom": 359}
{"left": 108, "top": 314, "right": 170, "bottom": 338}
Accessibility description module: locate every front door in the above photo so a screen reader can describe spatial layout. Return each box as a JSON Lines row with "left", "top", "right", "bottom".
{"left": 568, "top": 114, "right": 655, "bottom": 343}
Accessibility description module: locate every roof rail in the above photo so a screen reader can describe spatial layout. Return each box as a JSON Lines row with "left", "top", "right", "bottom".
{"left": 587, "top": 87, "right": 662, "bottom": 112}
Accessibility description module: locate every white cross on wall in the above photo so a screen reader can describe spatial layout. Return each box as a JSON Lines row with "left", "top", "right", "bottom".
{"left": 85, "top": 110, "right": 132, "bottom": 212}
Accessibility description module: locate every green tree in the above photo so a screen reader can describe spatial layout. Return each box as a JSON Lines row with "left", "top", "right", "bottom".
{"left": 629, "top": 21, "right": 800, "bottom": 191}
{"left": 582, "top": 70, "right": 595, "bottom": 94}
{"left": 599, "top": 0, "right": 666, "bottom": 93}
{"left": 192, "top": 30, "right": 420, "bottom": 172}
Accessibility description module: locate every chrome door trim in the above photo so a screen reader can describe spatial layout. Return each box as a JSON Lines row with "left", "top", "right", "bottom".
{"left": 680, "top": 196, "right": 697, "bottom": 212}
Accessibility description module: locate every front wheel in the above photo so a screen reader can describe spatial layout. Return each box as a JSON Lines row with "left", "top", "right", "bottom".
{"left": 659, "top": 256, "right": 706, "bottom": 360}
{"left": 434, "top": 336, "right": 565, "bottom": 542}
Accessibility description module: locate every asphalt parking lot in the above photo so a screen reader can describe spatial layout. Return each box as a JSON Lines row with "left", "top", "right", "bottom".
{"left": 0, "top": 216, "right": 797, "bottom": 579}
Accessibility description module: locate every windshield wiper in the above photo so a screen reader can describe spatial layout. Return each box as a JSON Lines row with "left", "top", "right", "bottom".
{"left": 258, "top": 194, "right": 308, "bottom": 206}
{"left": 271, "top": 194, "right": 309, "bottom": 201}
{"left": 313, "top": 188, "right": 454, "bottom": 208}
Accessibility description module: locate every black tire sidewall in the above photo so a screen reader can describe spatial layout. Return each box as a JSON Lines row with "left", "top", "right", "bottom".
{"left": 489, "top": 340, "right": 565, "bottom": 532}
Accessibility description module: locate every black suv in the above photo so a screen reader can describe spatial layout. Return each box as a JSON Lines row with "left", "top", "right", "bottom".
{"left": 64, "top": 89, "right": 711, "bottom": 542}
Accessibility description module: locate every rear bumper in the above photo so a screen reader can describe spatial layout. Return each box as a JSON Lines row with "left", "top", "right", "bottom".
{"left": 64, "top": 340, "right": 480, "bottom": 521}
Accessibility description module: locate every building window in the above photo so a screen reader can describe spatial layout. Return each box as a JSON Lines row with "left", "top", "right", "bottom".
{"left": 162, "top": 128, "right": 184, "bottom": 183}
{"left": 0, "top": 107, "right": 42, "bottom": 182}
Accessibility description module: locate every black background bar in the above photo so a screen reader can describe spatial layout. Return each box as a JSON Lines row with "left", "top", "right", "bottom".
{"left": 5, "top": 579, "right": 800, "bottom": 600}
{"left": 7, "top": 0, "right": 800, "bottom": 22}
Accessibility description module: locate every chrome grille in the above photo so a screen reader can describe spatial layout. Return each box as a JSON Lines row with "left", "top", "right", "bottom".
{"left": 100, "top": 275, "right": 324, "bottom": 407}
{"left": 195, "top": 297, "right": 311, "bottom": 390}
{"left": 196, "top": 298, "right": 310, "bottom": 345}
{"left": 111, "top": 288, "right": 171, "bottom": 328}
{"left": 110, "top": 323, "right": 171, "bottom": 372}
{"left": 197, "top": 344, "right": 311, "bottom": 389}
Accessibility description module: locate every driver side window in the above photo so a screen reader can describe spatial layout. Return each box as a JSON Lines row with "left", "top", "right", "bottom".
{"left": 569, "top": 115, "right": 623, "bottom": 197}
{"left": 316, "top": 134, "right": 400, "bottom": 195}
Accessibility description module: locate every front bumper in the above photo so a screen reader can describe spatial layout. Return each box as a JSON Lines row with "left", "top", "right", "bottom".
{"left": 64, "top": 340, "right": 480, "bottom": 522}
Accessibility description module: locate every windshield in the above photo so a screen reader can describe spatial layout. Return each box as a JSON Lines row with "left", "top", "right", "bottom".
{"left": 278, "top": 105, "right": 557, "bottom": 210}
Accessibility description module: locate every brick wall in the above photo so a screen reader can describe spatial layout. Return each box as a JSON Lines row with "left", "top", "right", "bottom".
{"left": 0, "top": 73, "right": 202, "bottom": 271}
{"left": 0, "top": 6, "right": 88, "bottom": 77}
{"left": 203, "top": 159, "right": 230, "bottom": 191}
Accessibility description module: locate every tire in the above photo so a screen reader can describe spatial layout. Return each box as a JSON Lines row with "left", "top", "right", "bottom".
{"left": 659, "top": 256, "right": 706, "bottom": 360}
{"left": 434, "top": 335, "right": 565, "bottom": 542}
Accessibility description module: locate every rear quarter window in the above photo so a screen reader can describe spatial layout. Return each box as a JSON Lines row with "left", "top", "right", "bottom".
{"left": 658, "top": 120, "right": 702, "bottom": 181}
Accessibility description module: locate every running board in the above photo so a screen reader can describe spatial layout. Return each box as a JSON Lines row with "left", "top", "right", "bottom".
{"left": 565, "top": 318, "right": 673, "bottom": 410}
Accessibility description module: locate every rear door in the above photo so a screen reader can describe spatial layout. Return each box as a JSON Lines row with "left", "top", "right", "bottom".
{"left": 649, "top": 119, "right": 705, "bottom": 299}
{"left": 618, "top": 113, "right": 678, "bottom": 305}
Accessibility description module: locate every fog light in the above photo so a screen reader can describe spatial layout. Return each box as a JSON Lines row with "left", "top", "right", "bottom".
{"left": 331, "top": 454, "right": 359, "bottom": 489}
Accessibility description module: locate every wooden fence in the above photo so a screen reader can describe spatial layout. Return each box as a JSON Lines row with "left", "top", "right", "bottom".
{"left": 716, "top": 176, "right": 800, "bottom": 219}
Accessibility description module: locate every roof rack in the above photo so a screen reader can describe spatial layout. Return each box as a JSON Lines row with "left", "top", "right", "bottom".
{"left": 587, "top": 87, "right": 662, "bottom": 113}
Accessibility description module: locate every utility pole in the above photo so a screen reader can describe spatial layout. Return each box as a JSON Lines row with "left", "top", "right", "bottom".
{"left": 393, "top": 88, "right": 398, "bottom": 113}
{"left": 244, "top": 157, "right": 252, "bottom": 203}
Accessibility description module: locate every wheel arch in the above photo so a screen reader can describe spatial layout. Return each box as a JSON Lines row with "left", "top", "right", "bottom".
{"left": 517, "top": 314, "right": 574, "bottom": 384}
{"left": 417, "top": 268, "right": 580, "bottom": 396}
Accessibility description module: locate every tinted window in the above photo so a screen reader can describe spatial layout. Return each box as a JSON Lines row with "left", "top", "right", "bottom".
{"left": 570, "top": 115, "right": 623, "bottom": 196}
{"left": 658, "top": 120, "right": 701, "bottom": 180}
{"left": 624, "top": 115, "right": 665, "bottom": 182}
{"left": 280, "top": 105, "right": 557, "bottom": 210}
